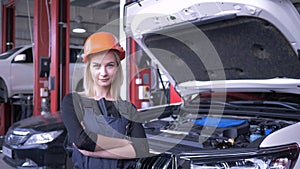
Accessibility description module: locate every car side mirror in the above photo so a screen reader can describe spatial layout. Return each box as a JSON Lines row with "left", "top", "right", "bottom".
{"left": 14, "top": 54, "right": 26, "bottom": 62}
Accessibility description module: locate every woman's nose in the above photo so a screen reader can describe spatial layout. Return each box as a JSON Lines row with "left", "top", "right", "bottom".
{"left": 99, "top": 66, "right": 107, "bottom": 76}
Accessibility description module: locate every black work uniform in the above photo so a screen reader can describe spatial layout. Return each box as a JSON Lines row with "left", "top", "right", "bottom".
{"left": 61, "top": 93, "right": 149, "bottom": 169}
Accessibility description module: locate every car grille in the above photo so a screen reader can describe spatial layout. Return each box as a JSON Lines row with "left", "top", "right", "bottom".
{"left": 135, "top": 154, "right": 173, "bottom": 169}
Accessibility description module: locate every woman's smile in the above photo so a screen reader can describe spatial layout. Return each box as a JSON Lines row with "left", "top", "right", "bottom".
{"left": 98, "top": 78, "right": 109, "bottom": 83}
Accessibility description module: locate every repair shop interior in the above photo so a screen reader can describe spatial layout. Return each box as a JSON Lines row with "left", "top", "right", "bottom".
{"left": 1, "top": 0, "right": 300, "bottom": 169}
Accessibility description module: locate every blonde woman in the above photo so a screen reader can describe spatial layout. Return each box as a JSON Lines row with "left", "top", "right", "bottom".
{"left": 61, "top": 32, "right": 149, "bottom": 169}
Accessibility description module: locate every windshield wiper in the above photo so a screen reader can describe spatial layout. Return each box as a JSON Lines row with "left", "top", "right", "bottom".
{"left": 206, "top": 67, "right": 243, "bottom": 74}
{"left": 228, "top": 100, "right": 300, "bottom": 110}
{"left": 191, "top": 100, "right": 236, "bottom": 107}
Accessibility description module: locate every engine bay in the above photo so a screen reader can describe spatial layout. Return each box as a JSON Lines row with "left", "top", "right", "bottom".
{"left": 144, "top": 114, "right": 296, "bottom": 152}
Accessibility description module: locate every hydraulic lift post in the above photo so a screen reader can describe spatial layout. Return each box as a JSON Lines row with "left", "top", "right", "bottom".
{"left": 0, "top": 0, "right": 15, "bottom": 135}
{"left": 1, "top": 0, "right": 15, "bottom": 52}
{"left": 0, "top": 0, "right": 70, "bottom": 136}
{"left": 34, "top": 0, "right": 70, "bottom": 115}
{"left": 33, "top": 0, "right": 50, "bottom": 116}
{"left": 49, "top": 0, "right": 70, "bottom": 113}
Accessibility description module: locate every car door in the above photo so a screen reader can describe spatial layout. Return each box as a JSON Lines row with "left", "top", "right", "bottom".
{"left": 10, "top": 47, "right": 34, "bottom": 95}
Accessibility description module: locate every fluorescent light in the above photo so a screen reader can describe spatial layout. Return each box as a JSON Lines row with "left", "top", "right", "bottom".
{"left": 72, "top": 27, "right": 86, "bottom": 33}
{"left": 72, "top": 15, "right": 86, "bottom": 33}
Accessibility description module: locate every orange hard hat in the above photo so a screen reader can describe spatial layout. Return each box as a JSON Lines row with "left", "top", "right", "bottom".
{"left": 83, "top": 32, "right": 125, "bottom": 62}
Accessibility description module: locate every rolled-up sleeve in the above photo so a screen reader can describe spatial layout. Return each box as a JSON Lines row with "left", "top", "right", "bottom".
{"left": 61, "top": 93, "right": 96, "bottom": 151}
{"left": 129, "top": 121, "right": 150, "bottom": 157}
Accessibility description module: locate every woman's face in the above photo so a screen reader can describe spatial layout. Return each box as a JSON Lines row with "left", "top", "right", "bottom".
{"left": 89, "top": 51, "right": 118, "bottom": 88}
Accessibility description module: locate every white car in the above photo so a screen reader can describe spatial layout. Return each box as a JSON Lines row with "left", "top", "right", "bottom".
{"left": 0, "top": 44, "right": 84, "bottom": 102}
{"left": 124, "top": 0, "right": 300, "bottom": 168}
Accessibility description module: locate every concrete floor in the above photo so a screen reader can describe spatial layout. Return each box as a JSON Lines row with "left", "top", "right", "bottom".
{"left": 0, "top": 152, "right": 15, "bottom": 169}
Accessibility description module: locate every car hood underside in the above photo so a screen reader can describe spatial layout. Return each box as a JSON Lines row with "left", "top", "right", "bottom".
{"left": 142, "top": 16, "right": 300, "bottom": 84}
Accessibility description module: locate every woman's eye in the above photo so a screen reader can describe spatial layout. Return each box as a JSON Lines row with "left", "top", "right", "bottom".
{"left": 93, "top": 64, "right": 101, "bottom": 69}
{"left": 106, "top": 63, "right": 115, "bottom": 68}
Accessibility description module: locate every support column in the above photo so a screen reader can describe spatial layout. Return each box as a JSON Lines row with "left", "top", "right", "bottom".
{"left": 128, "top": 38, "right": 139, "bottom": 108}
{"left": 0, "top": 0, "right": 15, "bottom": 135}
{"left": 50, "top": 0, "right": 70, "bottom": 113}
{"left": 33, "top": 0, "right": 50, "bottom": 116}
{"left": 0, "top": 103, "right": 11, "bottom": 135}
{"left": 1, "top": 0, "right": 15, "bottom": 52}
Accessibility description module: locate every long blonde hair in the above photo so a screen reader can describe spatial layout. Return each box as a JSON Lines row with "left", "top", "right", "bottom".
{"left": 83, "top": 50, "right": 124, "bottom": 100}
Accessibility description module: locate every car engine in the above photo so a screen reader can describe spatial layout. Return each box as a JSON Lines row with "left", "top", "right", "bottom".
{"left": 144, "top": 114, "right": 295, "bottom": 151}
{"left": 137, "top": 114, "right": 297, "bottom": 169}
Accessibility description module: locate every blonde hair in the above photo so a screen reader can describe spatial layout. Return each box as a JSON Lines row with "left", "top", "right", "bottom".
{"left": 83, "top": 50, "right": 124, "bottom": 100}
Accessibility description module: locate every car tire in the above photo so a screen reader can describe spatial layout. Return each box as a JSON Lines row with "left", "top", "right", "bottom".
{"left": 0, "top": 79, "right": 8, "bottom": 103}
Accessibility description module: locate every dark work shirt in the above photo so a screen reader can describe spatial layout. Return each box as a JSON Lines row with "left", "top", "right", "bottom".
{"left": 61, "top": 93, "right": 149, "bottom": 157}
{"left": 61, "top": 93, "right": 96, "bottom": 151}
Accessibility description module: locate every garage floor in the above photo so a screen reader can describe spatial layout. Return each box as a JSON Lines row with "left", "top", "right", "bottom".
{"left": 0, "top": 152, "right": 15, "bottom": 169}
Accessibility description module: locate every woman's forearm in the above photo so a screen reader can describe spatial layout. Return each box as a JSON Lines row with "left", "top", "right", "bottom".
{"left": 94, "top": 134, "right": 131, "bottom": 151}
{"left": 77, "top": 144, "right": 136, "bottom": 159}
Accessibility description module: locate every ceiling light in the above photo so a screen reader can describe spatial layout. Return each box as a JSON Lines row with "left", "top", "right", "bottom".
{"left": 72, "top": 15, "right": 86, "bottom": 33}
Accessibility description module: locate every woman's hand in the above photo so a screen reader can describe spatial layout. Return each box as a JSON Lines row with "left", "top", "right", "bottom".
{"left": 73, "top": 143, "right": 136, "bottom": 159}
{"left": 74, "top": 143, "right": 95, "bottom": 156}
{"left": 94, "top": 135, "right": 132, "bottom": 151}
{"left": 80, "top": 121, "right": 86, "bottom": 129}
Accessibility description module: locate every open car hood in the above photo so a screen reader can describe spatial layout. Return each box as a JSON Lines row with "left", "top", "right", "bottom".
{"left": 124, "top": 0, "right": 300, "bottom": 97}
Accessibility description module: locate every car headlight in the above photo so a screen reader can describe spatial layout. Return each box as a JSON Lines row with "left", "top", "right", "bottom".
{"left": 188, "top": 144, "right": 299, "bottom": 169}
{"left": 24, "top": 130, "right": 63, "bottom": 145}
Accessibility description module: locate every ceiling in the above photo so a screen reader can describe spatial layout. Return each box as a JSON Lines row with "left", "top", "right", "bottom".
{"left": 11, "top": 0, "right": 121, "bottom": 47}
{"left": 70, "top": 0, "right": 120, "bottom": 9}
{"left": 6, "top": 0, "right": 300, "bottom": 47}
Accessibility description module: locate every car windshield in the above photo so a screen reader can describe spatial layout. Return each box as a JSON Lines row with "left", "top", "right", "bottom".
{"left": 0, "top": 47, "right": 23, "bottom": 60}
{"left": 181, "top": 91, "right": 300, "bottom": 121}
{"left": 141, "top": 16, "right": 300, "bottom": 84}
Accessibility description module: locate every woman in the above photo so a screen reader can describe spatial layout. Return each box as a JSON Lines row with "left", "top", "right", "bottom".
{"left": 61, "top": 32, "right": 149, "bottom": 169}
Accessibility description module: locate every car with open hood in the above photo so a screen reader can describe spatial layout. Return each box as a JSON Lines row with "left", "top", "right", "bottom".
{"left": 2, "top": 0, "right": 300, "bottom": 169}
{"left": 124, "top": 0, "right": 300, "bottom": 168}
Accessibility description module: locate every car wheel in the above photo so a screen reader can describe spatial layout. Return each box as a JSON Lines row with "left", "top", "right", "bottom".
{"left": 0, "top": 79, "right": 8, "bottom": 103}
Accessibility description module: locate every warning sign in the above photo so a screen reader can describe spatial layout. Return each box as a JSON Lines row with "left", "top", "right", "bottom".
{"left": 138, "top": 86, "right": 150, "bottom": 100}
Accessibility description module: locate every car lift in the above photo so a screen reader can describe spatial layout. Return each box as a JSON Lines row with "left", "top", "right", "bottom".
{"left": 0, "top": 0, "right": 15, "bottom": 135}
{"left": 0, "top": 0, "right": 179, "bottom": 136}
{"left": 0, "top": 0, "right": 70, "bottom": 135}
